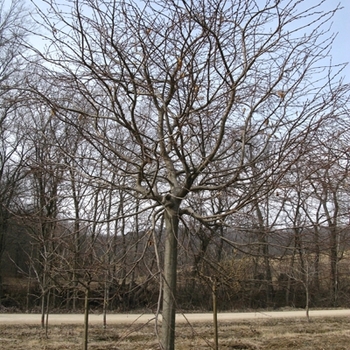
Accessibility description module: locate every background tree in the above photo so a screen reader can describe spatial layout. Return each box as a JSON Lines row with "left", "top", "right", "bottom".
{"left": 19, "top": 104, "right": 65, "bottom": 328}
{"left": 305, "top": 115, "right": 350, "bottom": 306}
{"left": 0, "top": 0, "right": 31, "bottom": 304}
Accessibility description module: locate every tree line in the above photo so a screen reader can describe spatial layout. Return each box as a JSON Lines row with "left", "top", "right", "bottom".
{"left": 1, "top": 0, "right": 350, "bottom": 349}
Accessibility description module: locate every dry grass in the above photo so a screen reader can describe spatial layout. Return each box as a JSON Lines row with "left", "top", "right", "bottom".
{"left": 1, "top": 317, "right": 350, "bottom": 349}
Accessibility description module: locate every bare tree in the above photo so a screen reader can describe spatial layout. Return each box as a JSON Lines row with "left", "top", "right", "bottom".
{"left": 306, "top": 124, "right": 350, "bottom": 306}
{"left": 29, "top": 0, "right": 346, "bottom": 348}
{"left": 0, "top": 0, "right": 31, "bottom": 304}
{"left": 19, "top": 105, "right": 65, "bottom": 328}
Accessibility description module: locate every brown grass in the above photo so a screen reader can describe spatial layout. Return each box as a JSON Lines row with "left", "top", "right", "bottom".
{"left": 0, "top": 317, "right": 350, "bottom": 349}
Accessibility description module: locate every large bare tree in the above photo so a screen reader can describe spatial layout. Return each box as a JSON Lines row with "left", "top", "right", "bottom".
{"left": 29, "top": 0, "right": 346, "bottom": 348}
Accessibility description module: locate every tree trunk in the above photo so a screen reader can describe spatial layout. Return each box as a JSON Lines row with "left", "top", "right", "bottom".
{"left": 305, "top": 262, "right": 310, "bottom": 322}
{"left": 41, "top": 291, "right": 46, "bottom": 329}
{"left": 0, "top": 219, "right": 5, "bottom": 304}
{"left": 161, "top": 202, "right": 180, "bottom": 350}
{"left": 286, "top": 253, "right": 295, "bottom": 306}
{"left": 313, "top": 224, "right": 320, "bottom": 296}
{"left": 83, "top": 287, "right": 90, "bottom": 350}
{"left": 103, "top": 274, "right": 109, "bottom": 329}
{"left": 45, "top": 289, "right": 50, "bottom": 337}
{"left": 0, "top": 274, "right": 3, "bottom": 306}
{"left": 212, "top": 279, "right": 219, "bottom": 350}
{"left": 255, "top": 204, "right": 274, "bottom": 305}
{"left": 330, "top": 226, "right": 338, "bottom": 306}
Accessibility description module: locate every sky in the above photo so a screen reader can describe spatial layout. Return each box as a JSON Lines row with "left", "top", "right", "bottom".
{"left": 26, "top": 0, "right": 350, "bottom": 83}
{"left": 327, "top": 1, "right": 350, "bottom": 83}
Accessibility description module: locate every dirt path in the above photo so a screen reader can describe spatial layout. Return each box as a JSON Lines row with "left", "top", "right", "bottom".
{"left": 0, "top": 309, "right": 349, "bottom": 325}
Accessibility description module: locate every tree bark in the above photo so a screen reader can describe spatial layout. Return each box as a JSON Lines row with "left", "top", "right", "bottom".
{"left": 161, "top": 201, "right": 180, "bottom": 350}
{"left": 83, "top": 287, "right": 90, "bottom": 350}
{"left": 212, "top": 279, "right": 219, "bottom": 350}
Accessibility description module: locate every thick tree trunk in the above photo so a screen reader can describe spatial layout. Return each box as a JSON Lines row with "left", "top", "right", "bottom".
{"left": 161, "top": 202, "right": 180, "bottom": 350}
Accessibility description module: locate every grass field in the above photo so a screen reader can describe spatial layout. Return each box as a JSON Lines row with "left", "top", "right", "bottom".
{"left": 0, "top": 316, "right": 350, "bottom": 349}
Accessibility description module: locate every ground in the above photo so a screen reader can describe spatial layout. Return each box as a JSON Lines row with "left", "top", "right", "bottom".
{"left": 0, "top": 311, "right": 350, "bottom": 349}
